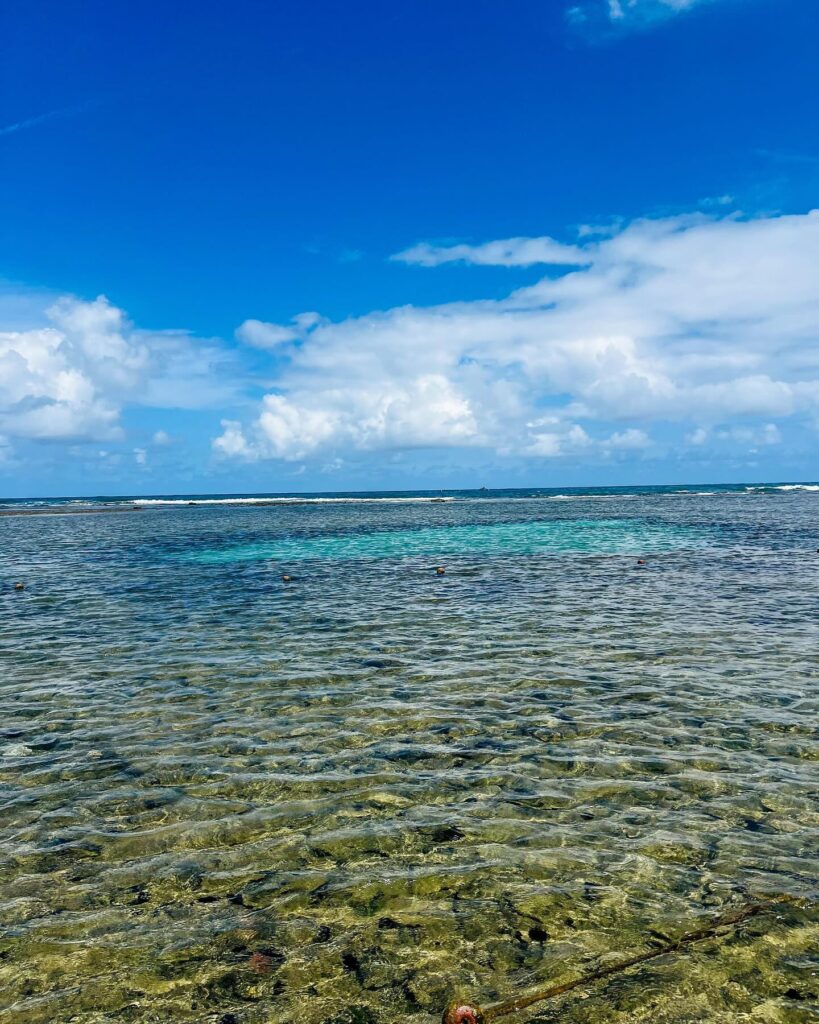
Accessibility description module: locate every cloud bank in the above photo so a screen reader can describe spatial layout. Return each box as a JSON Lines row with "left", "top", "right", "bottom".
{"left": 2, "top": 208, "right": 818, "bottom": 479}
{"left": 217, "top": 209, "right": 819, "bottom": 464}
{"left": 0, "top": 295, "right": 235, "bottom": 446}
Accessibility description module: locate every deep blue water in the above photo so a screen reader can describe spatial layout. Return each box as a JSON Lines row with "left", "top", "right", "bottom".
{"left": 2, "top": 481, "right": 818, "bottom": 510}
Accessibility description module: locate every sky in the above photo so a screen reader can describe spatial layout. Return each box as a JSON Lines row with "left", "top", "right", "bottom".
{"left": 1, "top": 0, "right": 819, "bottom": 496}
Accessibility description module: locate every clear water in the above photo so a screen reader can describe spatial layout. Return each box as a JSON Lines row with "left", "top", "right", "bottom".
{"left": 1, "top": 487, "right": 817, "bottom": 1024}
{"left": 180, "top": 517, "right": 713, "bottom": 564}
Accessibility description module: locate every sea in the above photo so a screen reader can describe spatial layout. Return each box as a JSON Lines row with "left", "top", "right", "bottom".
{"left": 1, "top": 484, "right": 817, "bottom": 1024}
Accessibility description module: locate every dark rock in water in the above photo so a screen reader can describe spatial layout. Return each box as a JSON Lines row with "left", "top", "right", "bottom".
{"left": 218, "top": 1015, "right": 239, "bottom": 1024}
{"left": 360, "top": 657, "right": 400, "bottom": 669}
{"left": 423, "top": 825, "right": 465, "bottom": 843}
{"left": 783, "top": 988, "right": 816, "bottom": 1001}
{"left": 341, "top": 951, "right": 362, "bottom": 975}
{"left": 256, "top": 945, "right": 284, "bottom": 963}
{"left": 377, "top": 916, "right": 402, "bottom": 930}
{"left": 528, "top": 925, "right": 550, "bottom": 942}
{"left": 385, "top": 746, "right": 431, "bottom": 765}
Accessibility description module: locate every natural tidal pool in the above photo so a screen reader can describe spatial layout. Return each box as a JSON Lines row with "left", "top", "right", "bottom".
{"left": 1, "top": 488, "right": 817, "bottom": 1024}
{"left": 179, "top": 517, "right": 713, "bottom": 564}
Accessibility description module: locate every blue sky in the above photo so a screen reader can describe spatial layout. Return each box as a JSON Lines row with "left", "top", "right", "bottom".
{"left": 1, "top": 0, "right": 818, "bottom": 495}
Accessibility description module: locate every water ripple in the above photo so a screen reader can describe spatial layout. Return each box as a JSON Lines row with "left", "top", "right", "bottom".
{"left": 1, "top": 492, "right": 817, "bottom": 1023}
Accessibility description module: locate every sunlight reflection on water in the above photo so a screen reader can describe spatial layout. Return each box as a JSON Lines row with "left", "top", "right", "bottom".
{"left": 1, "top": 490, "right": 817, "bottom": 1024}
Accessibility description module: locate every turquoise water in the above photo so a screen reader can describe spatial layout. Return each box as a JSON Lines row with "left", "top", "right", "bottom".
{"left": 181, "top": 517, "right": 712, "bottom": 564}
{"left": 1, "top": 487, "right": 817, "bottom": 1024}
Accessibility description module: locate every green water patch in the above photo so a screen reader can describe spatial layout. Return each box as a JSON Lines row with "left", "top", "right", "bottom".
{"left": 178, "top": 517, "right": 714, "bottom": 565}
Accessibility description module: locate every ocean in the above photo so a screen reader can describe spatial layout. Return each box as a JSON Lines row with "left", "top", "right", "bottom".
{"left": 1, "top": 485, "right": 817, "bottom": 1023}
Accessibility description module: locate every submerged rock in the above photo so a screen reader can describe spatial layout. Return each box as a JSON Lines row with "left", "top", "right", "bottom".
{"left": 2, "top": 743, "right": 34, "bottom": 757}
{"left": 323, "top": 1007, "right": 378, "bottom": 1024}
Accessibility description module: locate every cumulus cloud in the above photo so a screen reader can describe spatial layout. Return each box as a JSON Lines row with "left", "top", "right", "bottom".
{"left": 0, "top": 295, "right": 238, "bottom": 444}
{"left": 392, "top": 236, "right": 589, "bottom": 268}
{"left": 219, "top": 375, "right": 479, "bottom": 461}
{"left": 5, "top": 208, "right": 818, "bottom": 477}
{"left": 604, "top": 428, "right": 652, "bottom": 449}
{"left": 525, "top": 422, "right": 592, "bottom": 458}
{"left": 212, "top": 419, "right": 254, "bottom": 459}
{"left": 214, "top": 209, "right": 819, "bottom": 464}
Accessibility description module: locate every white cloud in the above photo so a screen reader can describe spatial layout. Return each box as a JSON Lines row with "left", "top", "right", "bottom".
{"left": 216, "top": 374, "right": 479, "bottom": 461}
{"left": 236, "top": 319, "right": 299, "bottom": 349}
{"left": 760, "top": 423, "right": 781, "bottom": 445}
{"left": 392, "top": 236, "right": 589, "bottom": 268}
{"left": 215, "top": 209, "right": 819, "bottom": 464}
{"left": 567, "top": 0, "right": 733, "bottom": 34}
{"left": 688, "top": 423, "right": 782, "bottom": 448}
{"left": 293, "top": 312, "right": 323, "bottom": 331}
{"left": 0, "top": 294, "right": 238, "bottom": 443}
{"left": 133, "top": 447, "right": 147, "bottom": 466}
{"left": 605, "top": 428, "right": 651, "bottom": 449}
{"left": 5, "top": 208, "right": 818, "bottom": 476}
{"left": 212, "top": 419, "right": 254, "bottom": 459}
{"left": 235, "top": 312, "right": 326, "bottom": 350}
{"left": 525, "top": 423, "right": 592, "bottom": 457}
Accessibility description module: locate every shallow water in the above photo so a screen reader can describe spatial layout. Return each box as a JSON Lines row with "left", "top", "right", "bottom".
{"left": 1, "top": 488, "right": 817, "bottom": 1024}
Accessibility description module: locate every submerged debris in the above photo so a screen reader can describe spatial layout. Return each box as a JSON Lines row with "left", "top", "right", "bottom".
{"left": 441, "top": 899, "right": 800, "bottom": 1023}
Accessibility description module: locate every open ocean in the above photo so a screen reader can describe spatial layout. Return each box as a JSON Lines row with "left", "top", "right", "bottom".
{"left": 1, "top": 485, "right": 817, "bottom": 1024}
